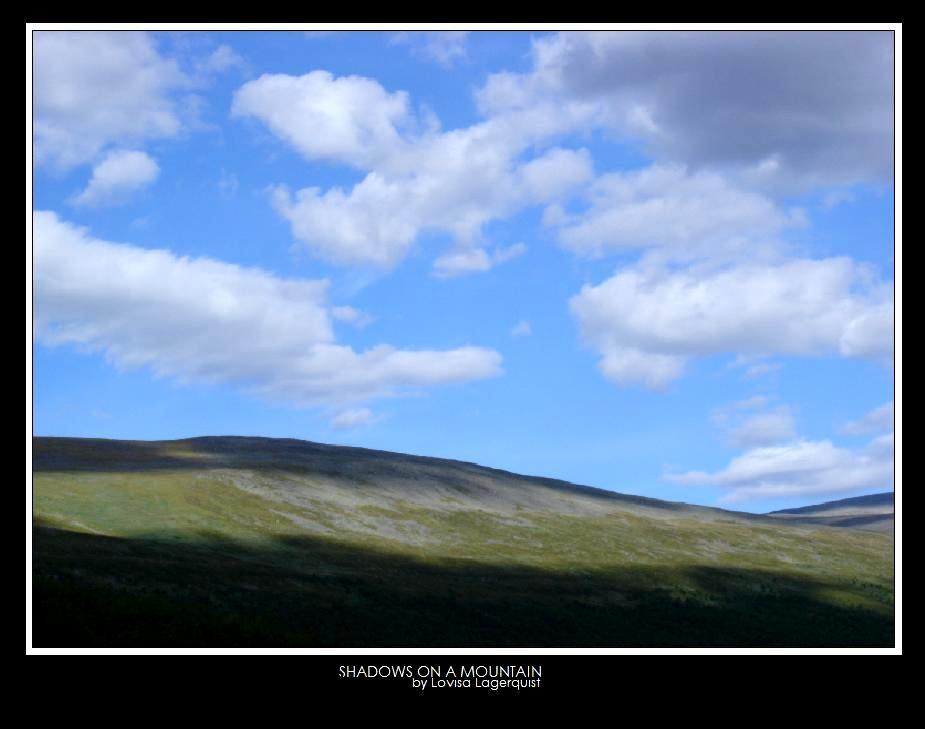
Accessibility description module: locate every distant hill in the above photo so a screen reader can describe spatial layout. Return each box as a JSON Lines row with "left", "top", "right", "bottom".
{"left": 768, "top": 492, "right": 893, "bottom": 533}
{"left": 31, "top": 436, "right": 894, "bottom": 647}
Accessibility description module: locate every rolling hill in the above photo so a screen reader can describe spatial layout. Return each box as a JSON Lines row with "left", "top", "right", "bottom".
{"left": 30, "top": 436, "right": 894, "bottom": 647}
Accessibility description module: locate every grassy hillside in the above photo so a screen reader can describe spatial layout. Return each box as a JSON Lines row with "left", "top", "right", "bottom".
{"left": 31, "top": 436, "right": 894, "bottom": 647}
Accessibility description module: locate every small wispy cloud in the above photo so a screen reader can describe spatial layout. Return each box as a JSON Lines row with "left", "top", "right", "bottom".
{"left": 433, "top": 243, "right": 526, "bottom": 279}
{"left": 330, "top": 408, "right": 375, "bottom": 430}
{"left": 390, "top": 31, "right": 470, "bottom": 67}
{"left": 822, "top": 188, "right": 857, "bottom": 210}
{"left": 726, "top": 409, "right": 797, "bottom": 449}
{"left": 332, "top": 305, "right": 374, "bottom": 328}
{"left": 711, "top": 398, "right": 796, "bottom": 449}
{"left": 511, "top": 320, "right": 532, "bottom": 337}
{"left": 840, "top": 401, "right": 894, "bottom": 436}
{"left": 197, "top": 44, "right": 246, "bottom": 75}
{"left": 218, "top": 169, "right": 239, "bottom": 196}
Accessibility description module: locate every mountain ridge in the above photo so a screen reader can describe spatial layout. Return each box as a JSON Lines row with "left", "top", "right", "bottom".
{"left": 770, "top": 492, "right": 893, "bottom": 515}
{"left": 31, "top": 434, "right": 895, "bottom": 647}
{"left": 767, "top": 491, "right": 893, "bottom": 533}
{"left": 33, "top": 435, "right": 891, "bottom": 527}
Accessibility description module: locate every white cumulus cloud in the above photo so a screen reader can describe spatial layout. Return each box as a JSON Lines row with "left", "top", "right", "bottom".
{"left": 667, "top": 436, "right": 893, "bottom": 504}
{"left": 232, "top": 71, "right": 411, "bottom": 169}
{"left": 233, "top": 70, "right": 595, "bottom": 270}
{"left": 33, "top": 211, "right": 502, "bottom": 406}
{"left": 570, "top": 258, "right": 893, "bottom": 389}
{"left": 552, "top": 165, "right": 801, "bottom": 261}
{"left": 71, "top": 150, "right": 160, "bottom": 207}
{"left": 34, "top": 31, "right": 188, "bottom": 170}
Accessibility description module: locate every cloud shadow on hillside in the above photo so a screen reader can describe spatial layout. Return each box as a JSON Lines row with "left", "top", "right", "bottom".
{"left": 32, "top": 524, "right": 894, "bottom": 648}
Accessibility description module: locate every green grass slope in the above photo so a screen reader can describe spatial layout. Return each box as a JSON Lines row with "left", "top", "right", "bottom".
{"left": 31, "top": 436, "right": 894, "bottom": 647}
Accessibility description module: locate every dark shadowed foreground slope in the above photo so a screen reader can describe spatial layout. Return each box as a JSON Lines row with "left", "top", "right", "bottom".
{"left": 31, "top": 436, "right": 894, "bottom": 647}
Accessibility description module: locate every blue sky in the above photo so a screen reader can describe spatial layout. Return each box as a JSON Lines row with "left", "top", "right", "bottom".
{"left": 30, "top": 29, "right": 896, "bottom": 512}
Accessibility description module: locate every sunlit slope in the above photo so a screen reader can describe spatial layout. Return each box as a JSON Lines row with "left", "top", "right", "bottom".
{"left": 32, "top": 436, "right": 894, "bottom": 647}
